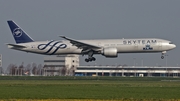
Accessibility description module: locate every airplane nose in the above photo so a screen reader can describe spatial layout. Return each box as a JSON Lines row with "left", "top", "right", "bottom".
{"left": 172, "top": 44, "right": 176, "bottom": 49}
{"left": 174, "top": 44, "right": 176, "bottom": 48}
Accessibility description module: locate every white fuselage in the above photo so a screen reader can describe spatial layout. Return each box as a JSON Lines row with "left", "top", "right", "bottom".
{"left": 8, "top": 38, "right": 176, "bottom": 56}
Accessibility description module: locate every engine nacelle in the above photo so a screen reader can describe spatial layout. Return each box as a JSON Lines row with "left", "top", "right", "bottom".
{"left": 101, "top": 47, "right": 118, "bottom": 57}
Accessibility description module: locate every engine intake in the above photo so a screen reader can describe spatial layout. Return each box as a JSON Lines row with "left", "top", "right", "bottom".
{"left": 101, "top": 47, "right": 118, "bottom": 57}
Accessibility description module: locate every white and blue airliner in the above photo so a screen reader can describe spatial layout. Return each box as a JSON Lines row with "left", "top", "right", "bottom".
{"left": 7, "top": 20, "right": 176, "bottom": 62}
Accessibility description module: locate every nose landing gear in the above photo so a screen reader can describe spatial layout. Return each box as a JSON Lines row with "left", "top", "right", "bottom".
{"left": 161, "top": 51, "right": 166, "bottom": 59}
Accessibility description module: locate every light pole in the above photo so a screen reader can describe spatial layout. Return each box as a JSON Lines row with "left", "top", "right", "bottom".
{"left": 0, "top": 67, "right": 1, "bottom": 75}
{"left": 156, "top": 63, "right": 158, "bottom": 66}
{"left": 165, "top": 54, "right": 168, "bottom": 77}
{"left": 165, "top": 54, "right": 168, "bottom": 67}
{"left": 141, "top": 58, "right": 144, "bottom": 67}
{"left": 133, "top": 58, "right": 136, "bottom": 67}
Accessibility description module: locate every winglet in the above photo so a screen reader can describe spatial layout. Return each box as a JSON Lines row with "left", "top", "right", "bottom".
{"left": 59, "top": 35, "right": 66, "bottom": 39}
{"left": 59, "top": 35, "right": 78, "bottom": 41}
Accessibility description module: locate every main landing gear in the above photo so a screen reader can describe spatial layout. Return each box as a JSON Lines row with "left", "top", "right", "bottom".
{"left": 85, "top": 57, "right": 96, "bottom": 62}
{"left": 84, "top": 51, "right": 96, "bottom": 62}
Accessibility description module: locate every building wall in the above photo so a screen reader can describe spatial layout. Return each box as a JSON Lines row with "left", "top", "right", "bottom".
{"left": 75, "top": 66, "right": 180, "bottom": 77}
{"left": 44, "top": 55, "right": 79, "bottom": 76}
{"left": 65, "top": 55, "right": 79, "bottom": 69}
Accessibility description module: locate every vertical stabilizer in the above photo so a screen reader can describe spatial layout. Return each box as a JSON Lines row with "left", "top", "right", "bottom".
{"left": 7, "top": 20, "right": 34, "bottom": 43}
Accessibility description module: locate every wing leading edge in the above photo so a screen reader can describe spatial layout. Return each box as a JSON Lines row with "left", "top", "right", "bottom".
{"left": 60, "top": 36, "right": 102, "bottom": 51}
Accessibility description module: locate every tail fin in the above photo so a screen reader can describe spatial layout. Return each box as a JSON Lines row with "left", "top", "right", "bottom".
{"left": 7, "top": 20, "right": 34, "bottom": 43}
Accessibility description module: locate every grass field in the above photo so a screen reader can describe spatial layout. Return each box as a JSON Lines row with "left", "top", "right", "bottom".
{"left": 0, "top": 76, "right": 180, "bottom": 101}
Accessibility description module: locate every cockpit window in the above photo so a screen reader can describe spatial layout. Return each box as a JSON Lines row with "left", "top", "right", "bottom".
{"left": 169, "top": 42, "right": 173, "bottom": 44}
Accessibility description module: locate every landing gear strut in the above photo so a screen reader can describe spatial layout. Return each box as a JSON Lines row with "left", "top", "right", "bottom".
{"left": 84, "top": 51, "right": 96, "bottom": 62}
{"left": 161, "top": 51, "right": 166, "bottom": 59}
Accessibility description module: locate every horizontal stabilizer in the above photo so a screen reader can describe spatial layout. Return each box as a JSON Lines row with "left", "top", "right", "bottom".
{"left": 7, "top": 44, "right": 26, "bottom": 48}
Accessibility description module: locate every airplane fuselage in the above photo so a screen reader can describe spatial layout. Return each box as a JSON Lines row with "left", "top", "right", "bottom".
{"left": 8, "top": 38, "right": 176, "bottom": 56}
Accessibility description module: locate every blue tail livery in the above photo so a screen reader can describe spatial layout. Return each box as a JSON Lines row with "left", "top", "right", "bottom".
{"left": 7, "top": 20, "right": 34, "bottom": 43}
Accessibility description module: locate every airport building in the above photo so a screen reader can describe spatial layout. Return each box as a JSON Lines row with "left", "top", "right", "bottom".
{"left": 75, "top": 66, "right": 180, "bottom": 77}
{"left": 15, "top": 54, "right": 179, "bottom": 77}
{"left": 43, "top": 55, "right": 79, "bottom": 76}
{"left": 43, "top": 55, "right": 180, "bottom": 77}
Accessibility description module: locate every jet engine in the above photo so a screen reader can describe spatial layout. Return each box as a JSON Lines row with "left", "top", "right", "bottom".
{"left": 101, "top": 47, "right": 118, "bottom": 57}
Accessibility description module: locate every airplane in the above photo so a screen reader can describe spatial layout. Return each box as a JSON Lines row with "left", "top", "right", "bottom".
{"left": 6, "top": 20, "right": 176, "bottom": 62}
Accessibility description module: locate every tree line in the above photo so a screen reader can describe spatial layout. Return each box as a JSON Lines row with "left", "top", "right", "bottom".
{"left": 4, "top": 62, "right": 75, "bottom": 76}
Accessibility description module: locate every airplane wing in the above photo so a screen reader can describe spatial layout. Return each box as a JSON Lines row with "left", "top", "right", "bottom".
{"left": 60, "top": 36, "right": 102, "bottom": 51}
{"left": 7, "top": 43, "right": 26, "bottom": 48}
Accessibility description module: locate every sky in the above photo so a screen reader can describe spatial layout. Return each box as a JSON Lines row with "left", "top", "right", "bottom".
{"left": 0, "top": 0, "right": 180, "bottom": 70}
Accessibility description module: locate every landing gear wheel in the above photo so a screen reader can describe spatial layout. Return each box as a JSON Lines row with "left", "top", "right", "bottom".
{"left": 84, "top": 51, "right": 97, "bottom": 62}
{"left": 84, "top": 57, "right": 96, "bottom": 62}
{"left": 85, "top": 58, "right": 89, "bottom": 62}
{"left": 161, "top": 51, "right": 166, "bottom": 59}
{"left": 89, "top": 58, "right": 92, "bottom": 62}
{"left": 92, "top": 57, "right": 96, "bottom": 61}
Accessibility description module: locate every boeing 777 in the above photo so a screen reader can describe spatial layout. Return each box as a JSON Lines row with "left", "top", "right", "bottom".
{"left": 7, "top": 20, "right": 176, "bottom": 62}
